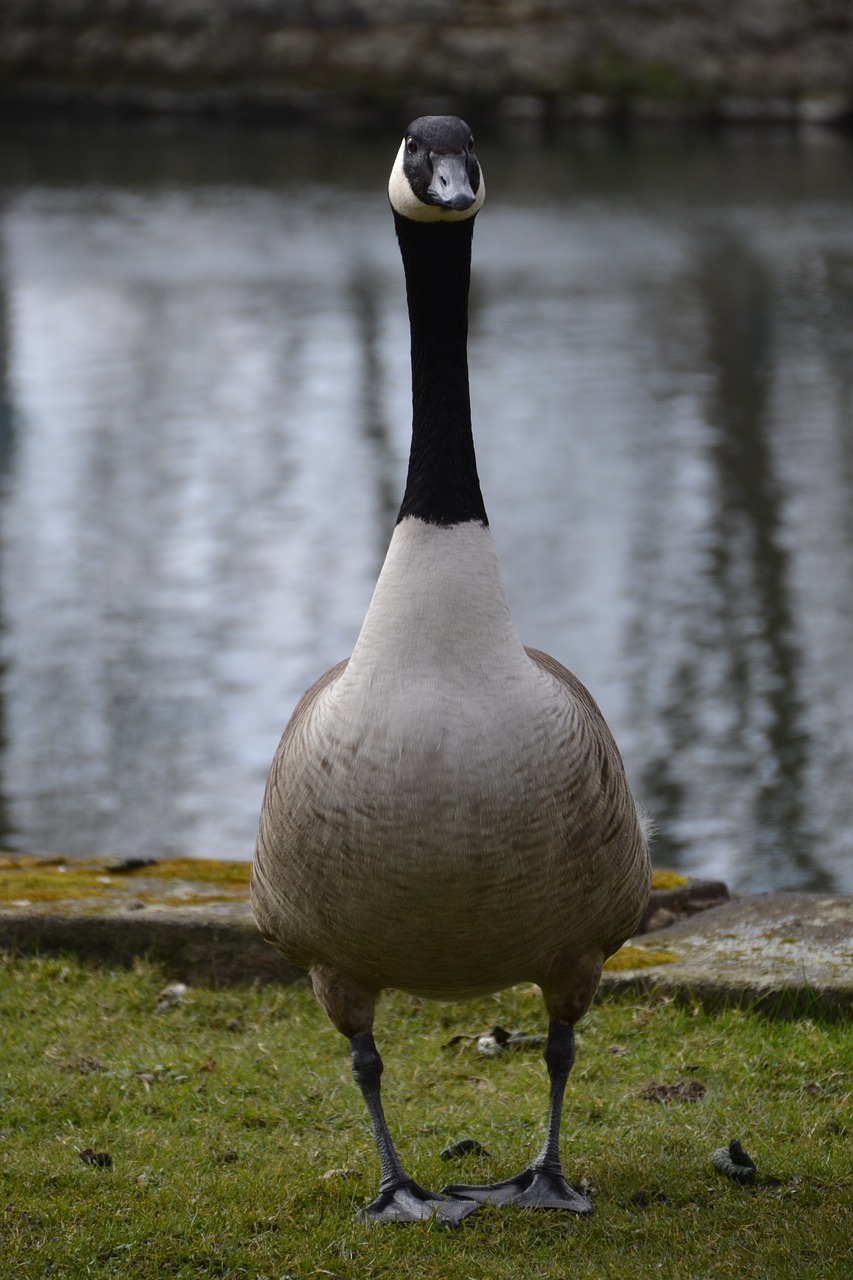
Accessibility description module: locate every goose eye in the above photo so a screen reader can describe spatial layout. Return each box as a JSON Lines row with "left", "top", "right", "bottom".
{"left": 468, "top": 136, "right": 475, "bottom": 151}
{"left": 406, "top": 138, "right": 418, "bottom": 155}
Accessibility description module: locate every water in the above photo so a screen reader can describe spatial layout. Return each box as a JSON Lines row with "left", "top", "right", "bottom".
{"left": 1, "top": 119, "right": 852, "bottom": 893}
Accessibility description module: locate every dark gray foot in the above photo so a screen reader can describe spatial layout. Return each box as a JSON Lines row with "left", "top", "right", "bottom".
{"left": 359, "top": 1179, "right": 479, "bottom": 1225}
{"left": 443, "top": 1166, "right": 593, "bottom": 1213}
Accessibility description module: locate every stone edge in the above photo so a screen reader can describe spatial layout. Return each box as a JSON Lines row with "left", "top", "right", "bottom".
{"left": 2, "top": 894, "right": 851, "bottom": 1017}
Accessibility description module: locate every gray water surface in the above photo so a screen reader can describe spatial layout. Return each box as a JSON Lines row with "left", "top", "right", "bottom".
{"left": 1, "top": 121, "right": 852, "bottom": 892}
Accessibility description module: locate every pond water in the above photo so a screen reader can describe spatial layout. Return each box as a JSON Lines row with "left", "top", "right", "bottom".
{"left": 1, "top": 118, "right": 852, "bottom": 893}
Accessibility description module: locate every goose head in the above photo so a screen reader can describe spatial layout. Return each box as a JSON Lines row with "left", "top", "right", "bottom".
{"left": 388, "top": 116, "right": 486, "bottom": 223}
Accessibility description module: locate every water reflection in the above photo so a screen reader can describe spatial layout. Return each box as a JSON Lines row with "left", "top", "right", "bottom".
{"left": 1, "top": 120, "right": 852, "bottom": 891}
{"left": 640, "top": 236, "right": 821, "bottom": 888}
{"left": 0, "top": 237, "right": 14, "bottom": 844}
{"left": 702, "top": 238, "right": 815, "bottom": 886}
{"left": 349, "top": 267, "right": 399, "bottom": 560}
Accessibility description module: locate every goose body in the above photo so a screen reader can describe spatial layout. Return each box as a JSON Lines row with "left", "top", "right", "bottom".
{"left": 251, "top": 117, "right": 651, "bottom": 1223}
{"left": 254, "top": 520, "right": 646, "bottom": 1002}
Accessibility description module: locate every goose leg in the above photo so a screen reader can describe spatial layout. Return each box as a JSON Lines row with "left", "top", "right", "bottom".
{"left": 443, "top": 1019, "right": 593, "bottom": 1212}
{"left": 350, "top": 1032, "right": 479, "bottom": 1224}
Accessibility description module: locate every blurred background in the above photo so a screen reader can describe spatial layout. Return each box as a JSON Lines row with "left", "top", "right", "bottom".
{"left": 1, "top": 2, "right": 852, "bottom": 892}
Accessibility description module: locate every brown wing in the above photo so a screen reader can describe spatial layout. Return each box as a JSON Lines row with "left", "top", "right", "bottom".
{"left": 524, "top": 644, "right": 651, "bottom": 963}
{"left": 252, "top": 658, "right": 349, "bottom": 951}
{"left": 524, "top": 644, "right": 626, "bottom": 764}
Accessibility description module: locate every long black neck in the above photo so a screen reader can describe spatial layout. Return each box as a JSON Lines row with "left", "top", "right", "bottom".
{"left": 394, "top": 213, "right": 489, "bottom": 527}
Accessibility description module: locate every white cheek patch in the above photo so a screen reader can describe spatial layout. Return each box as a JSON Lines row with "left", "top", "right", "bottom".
{"left": 388, "top": 138, "right": 486, "bottom": 223}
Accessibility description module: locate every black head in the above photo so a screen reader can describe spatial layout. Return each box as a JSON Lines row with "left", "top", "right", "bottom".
{"left": 388, "top": 116, "right": 485, "bottom": 223}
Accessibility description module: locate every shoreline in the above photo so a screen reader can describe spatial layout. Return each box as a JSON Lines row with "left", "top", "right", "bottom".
{"left": 4, "top": 1, "right": 853, "bottom": 129}
{"left": 2, "top": 856, "right": 850, "bottom": 1015}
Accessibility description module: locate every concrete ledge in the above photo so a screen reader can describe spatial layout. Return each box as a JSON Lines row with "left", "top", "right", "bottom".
{"left": 639, "top": 877, "right": 730, "bottom": 934}
{"left": 602, "top": 894, "right": 853, "bottom": 1019}
{"left": 0, "top": 856, "right": 301, "bottom": 986}
{"left": 0, "top": 904, "right": 302, "bottom": 987}
{"left": 1, "top": 859, "right": 850, "bottom": 1015}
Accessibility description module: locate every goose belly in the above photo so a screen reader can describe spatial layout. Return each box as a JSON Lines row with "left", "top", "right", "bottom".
{"left": 253, "top": 687, "right": 648, "bottom": 999}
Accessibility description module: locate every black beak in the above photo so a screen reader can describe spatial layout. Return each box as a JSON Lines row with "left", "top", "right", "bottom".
{"left": 426, "top": 151, "right": 477, "bottom": 211}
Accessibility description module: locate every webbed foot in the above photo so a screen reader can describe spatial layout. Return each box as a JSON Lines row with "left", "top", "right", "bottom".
{"left": 359, "top": 1178, "right": 479, "bottom": 1225}
{"left": 443, "top": 1166, "right": 593, "bottom": 1213}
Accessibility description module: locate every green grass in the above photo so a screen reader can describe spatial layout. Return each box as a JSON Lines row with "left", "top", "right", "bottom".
{"left": 1, "top": 953, "right": 851, "bottom": 1280}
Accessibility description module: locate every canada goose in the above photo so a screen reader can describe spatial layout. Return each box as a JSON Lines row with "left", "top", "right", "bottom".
{"left": 251, "top": 116, "right": 651, "bottom": 1224}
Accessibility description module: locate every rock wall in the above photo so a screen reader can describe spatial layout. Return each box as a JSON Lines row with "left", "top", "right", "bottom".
{"left": 2, "top": 0, "right": 852, "bottom": 121}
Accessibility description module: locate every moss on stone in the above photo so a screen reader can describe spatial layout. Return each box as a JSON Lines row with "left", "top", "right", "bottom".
{"left": 122, "top": 857, "right": 251, "bottom": 885}
{"left": 3, "top": 855, "right": 685, "bottom": 913}
{"left": 0, "top": 855, "right": 250, "bottom": 906}
{"left": 0, "top": 861, "right": 113, "bottom": 905}
{"left": 651, "top": 868, "right": 690, "bottom": 890}
{"left": 604, "top": 943, "right": 679, "bottom": 971}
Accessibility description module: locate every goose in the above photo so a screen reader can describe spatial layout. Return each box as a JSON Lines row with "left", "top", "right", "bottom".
{"left": 251, "top": 115, "right": 651, "bottom": 1225}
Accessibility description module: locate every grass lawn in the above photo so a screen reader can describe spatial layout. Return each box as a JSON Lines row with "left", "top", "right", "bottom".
{"left": 1, "top": 951, "right": 851, "bottom": 1279}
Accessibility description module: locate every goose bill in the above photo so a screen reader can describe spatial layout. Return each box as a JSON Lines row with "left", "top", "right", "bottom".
{"left": 427, "top": 152, "right": 477, "bottom": 211}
